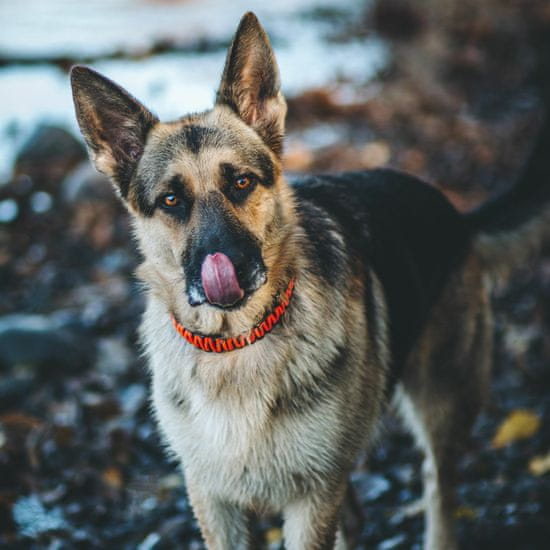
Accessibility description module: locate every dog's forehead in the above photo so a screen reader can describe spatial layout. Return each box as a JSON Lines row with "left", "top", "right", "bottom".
{"left": 141, "top": 110, "right": 269, "bottom": 183}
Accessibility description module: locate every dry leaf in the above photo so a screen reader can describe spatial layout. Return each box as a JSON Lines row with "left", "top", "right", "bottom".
{"left": 454, "top": 506, "right": 477, "bottom": 520}
{"left": 102, "top": 466, "right": 123, "bottom": 489}
{"left": 265, "top": 527, "right": 283, "bottom": 545}
{"left": 492, "top": 409, "right": 541, "bottom": 449}
{"left": 529, "top": 450, "right": 550, "bottom": 477}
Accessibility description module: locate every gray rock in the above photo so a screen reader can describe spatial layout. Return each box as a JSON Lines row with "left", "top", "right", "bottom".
{"left": 14, "top": 125, "right": 86, "bottom": 188}
{"left": 351, "top": 471, "right": 392, "bottom": 502}
{"left": 378, "top": 534, "right": 407, "bottom": 550}
{"left": 0, "top": 376, "right": 34, "bottom": 411}
{"left": 12, "top": 494, "right": 69, "bottom": 538}
{"left": 0, "top": 313, "right": 95, "bottom": 373}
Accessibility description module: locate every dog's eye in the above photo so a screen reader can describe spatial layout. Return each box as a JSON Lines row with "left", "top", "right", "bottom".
{"left": 234, "top": 175, "right": 252, "bottom": 190}
{"left": 163, "top": 194, "right": 180, "bottom": 207}
{"left": 222, "top": 169, "right": 257, "bottom": 204}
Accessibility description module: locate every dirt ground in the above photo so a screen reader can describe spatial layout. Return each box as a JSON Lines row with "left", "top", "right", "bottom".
{"left": 1, "top": 1, "right": 550, "bottom": 548}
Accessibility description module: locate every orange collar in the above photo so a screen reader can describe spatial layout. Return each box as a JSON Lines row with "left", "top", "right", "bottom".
{"left": 171, "top": 278, "right": 295, "bottom": 353}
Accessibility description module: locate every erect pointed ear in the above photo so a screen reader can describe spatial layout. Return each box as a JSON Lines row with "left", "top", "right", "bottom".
{"left": 216, "top": 12, "right": 287, "bottom": 157}
{"left": 70, "top": 65, "right": 158, "bottom": 198}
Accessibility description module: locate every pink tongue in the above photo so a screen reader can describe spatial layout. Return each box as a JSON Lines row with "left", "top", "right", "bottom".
{"left": 201, "top": 252, "right": 244, "bottom": 307}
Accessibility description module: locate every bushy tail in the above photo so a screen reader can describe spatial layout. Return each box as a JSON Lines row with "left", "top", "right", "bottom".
{"left": 466, "top": 21, "right": 550, "bottom": 281}
{"left": 466, "top": 108, "right": 550, "bottom": 280}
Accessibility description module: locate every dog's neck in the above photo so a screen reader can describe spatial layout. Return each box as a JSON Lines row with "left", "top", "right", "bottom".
{"left": 179, "top": 260, "right": 298, "bottom": 338}
{"left": 170, "top": 276, "right": 295, "bottom": 352}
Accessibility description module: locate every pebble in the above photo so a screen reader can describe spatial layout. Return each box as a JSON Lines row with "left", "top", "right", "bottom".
{"left": 12, "top": 495, "right": 69, "bottom": 537}
{"left": 378, "top": 533, "right": 407, "bottom": 550}
{"left": 0, "top": 198, "right": 18, "bottom": 223}
{"left": 137, "top": 532, "right": 161, "bottom": 550}
{"left": 351, "top": 472, "right": 392, "bottom": 502}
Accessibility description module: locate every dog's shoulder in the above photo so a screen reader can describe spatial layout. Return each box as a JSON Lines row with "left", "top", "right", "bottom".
{"left": 290, "top": 168, "right": 470, "bottom": 283}
{"left": 291, "top": 167, "right": 463, "bottom": 231}
{"left": 291, "top": 168, "right": 472, "bottom": 375}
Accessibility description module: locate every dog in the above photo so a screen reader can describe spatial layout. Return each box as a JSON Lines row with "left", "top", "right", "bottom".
{"left": 69, "top": 11, "right": 550, "bottom": 550}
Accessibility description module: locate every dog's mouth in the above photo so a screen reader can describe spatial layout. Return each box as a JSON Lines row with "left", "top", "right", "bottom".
{"left": 201, "top": 252, "right": 244, "bottom": 307}
{"left": 187, "top": 253, "right": 267, "bottom": 310}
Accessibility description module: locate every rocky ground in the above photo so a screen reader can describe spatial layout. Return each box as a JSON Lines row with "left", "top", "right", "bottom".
{"left": 1, "top": 1, "right": 550, "bottom": 548}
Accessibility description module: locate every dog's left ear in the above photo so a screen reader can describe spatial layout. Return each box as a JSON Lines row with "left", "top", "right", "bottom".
{"left": 216, "top": 12, "right": 287, "bottom": 157}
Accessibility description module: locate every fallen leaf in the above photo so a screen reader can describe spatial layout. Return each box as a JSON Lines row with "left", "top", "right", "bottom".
{"left": 529, "top": 450, "right": 550, "bottom": 476}
{"left": 492, "top": 409, "right": 541, "bottom": 449}
{"left": 454, "top": 506, "right": 477, "bottom": 520}
{"left": 102, "top": 466, "right": 123, "bottom": 490}
{"left": 265, "top": 527, "right": 283, "bottom": 545}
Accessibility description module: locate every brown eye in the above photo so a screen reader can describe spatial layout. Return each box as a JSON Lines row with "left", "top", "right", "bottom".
{"left": 163, "top": 194, "right": 179, "bottom": 207}
{"left": 235, "top": 175, "right": 252, "bottom": 190}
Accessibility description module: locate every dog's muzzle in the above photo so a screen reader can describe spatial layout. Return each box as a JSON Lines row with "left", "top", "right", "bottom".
{"left": 201, "top": 252, "right": 244, "bottom": 307}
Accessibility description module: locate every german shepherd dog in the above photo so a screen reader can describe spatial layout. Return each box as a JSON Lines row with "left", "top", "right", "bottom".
{"left": 70, "top": 12, "right": 550, "bottom": 550}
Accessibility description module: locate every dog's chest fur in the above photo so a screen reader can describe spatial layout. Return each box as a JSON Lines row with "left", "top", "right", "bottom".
{"left": 141, "top": 290, "right": 375, "bottom": 510}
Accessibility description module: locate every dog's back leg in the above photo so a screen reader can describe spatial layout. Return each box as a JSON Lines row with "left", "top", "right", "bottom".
{"left": 395, "top": 384, "right": 476, "bottom": 550}
{"left": 396, "top": 260, "right": 493, "bottom": 550}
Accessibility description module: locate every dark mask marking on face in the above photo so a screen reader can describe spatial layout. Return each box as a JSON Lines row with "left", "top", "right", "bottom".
{"left": 250, "top": 150, "right": 274, "bottom": 187}
{"left": 180, "top": 125, "right": 224, "bottom": 155}
{"left": 133, "top": 174, "right": 194, "bottom": 219}
{"left": 156, "top": 175, "right": 195, "bottom": 222}
{"left": 221, "top": 163, "right": 258, "bottom": 205}
{"left": 183, "top": 192, "right": 266, "bottom": 308}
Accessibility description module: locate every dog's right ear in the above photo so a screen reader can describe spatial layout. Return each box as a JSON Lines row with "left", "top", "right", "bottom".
{"left": 70, "top": 66, "right": 158, "bottom": 197}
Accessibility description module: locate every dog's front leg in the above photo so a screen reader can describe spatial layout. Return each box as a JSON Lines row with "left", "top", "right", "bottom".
{"left": 283, "top": 484, "right": 348, "bottom": 550}
{"left": 186, "top": 482, "right": 250, "bottom": 550}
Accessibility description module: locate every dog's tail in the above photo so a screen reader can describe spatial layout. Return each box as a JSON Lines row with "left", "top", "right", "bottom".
{"left": 466, "top": 104, "right": 550, "bottom": 281}
{"left": 466, "top": 24, "right": 550, "bottom": 281}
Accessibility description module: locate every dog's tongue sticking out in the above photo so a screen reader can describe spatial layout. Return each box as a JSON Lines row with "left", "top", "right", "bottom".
{"left": 201, "top": 253, "right": 244, "bottom": 307}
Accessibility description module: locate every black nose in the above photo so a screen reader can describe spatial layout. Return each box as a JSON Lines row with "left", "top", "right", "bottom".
{"left": 182, "top": 196, "right": 266, "bottom": 306}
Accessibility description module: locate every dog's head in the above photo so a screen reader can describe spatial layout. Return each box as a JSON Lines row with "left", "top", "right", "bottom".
{"left": 71, "top": 13, "right": 294, "bottom": 316}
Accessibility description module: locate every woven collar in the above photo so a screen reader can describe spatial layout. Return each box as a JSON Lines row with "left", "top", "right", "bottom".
{"left": 171, "top": 278, "right": 295, "bottom": 353}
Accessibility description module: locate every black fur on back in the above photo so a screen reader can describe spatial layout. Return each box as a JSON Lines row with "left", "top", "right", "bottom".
{"left": 292, "top": 169, "right": 472, "bottom": 383}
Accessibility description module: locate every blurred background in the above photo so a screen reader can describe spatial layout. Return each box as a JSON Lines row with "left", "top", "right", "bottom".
{"left": 1, "top": 0, "right": 550, "bottom": 548}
